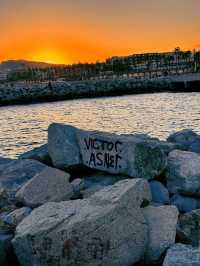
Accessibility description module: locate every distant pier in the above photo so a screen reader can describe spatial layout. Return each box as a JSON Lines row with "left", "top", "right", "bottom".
{"left": 1, "top": 73, "right": 200, "bottom": 106}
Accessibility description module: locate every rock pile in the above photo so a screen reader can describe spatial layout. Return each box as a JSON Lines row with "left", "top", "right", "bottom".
{"left": 1, "top": 125, "right": 200, "bottom": 265}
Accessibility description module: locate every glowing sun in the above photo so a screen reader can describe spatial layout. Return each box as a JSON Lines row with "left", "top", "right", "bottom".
{"left": 29, "top": 49, "right": 68, "bottom": 64}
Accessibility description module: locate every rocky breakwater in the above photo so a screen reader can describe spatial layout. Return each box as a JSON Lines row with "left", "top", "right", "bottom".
{"left": 0, "top": 79, "right": 171, "bottom": 106}
{"left": 2, "top": 125, "right": 200, "bottom": 265}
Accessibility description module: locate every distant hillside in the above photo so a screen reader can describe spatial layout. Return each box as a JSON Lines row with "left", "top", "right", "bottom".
{"left": 0, "top": 60, "right": 60, "bottom": 71}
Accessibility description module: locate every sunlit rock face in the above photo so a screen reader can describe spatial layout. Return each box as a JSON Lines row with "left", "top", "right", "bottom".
{"left": 12, "top": 179, "right": 151, "bottom": 266}
{"left": 48, "top": 123, "right": 167, "bottom": 179}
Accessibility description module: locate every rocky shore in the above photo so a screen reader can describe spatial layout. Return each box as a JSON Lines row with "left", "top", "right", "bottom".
{"left": 1, "top": 74, "right": 200, "bottom": 106}
{"left": 1, "top": 124, "right": 200, "bottom": 265}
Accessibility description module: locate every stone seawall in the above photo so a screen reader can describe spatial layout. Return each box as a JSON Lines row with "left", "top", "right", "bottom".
{"left": 1, "top": 73, "right": 200, "bottom": 106}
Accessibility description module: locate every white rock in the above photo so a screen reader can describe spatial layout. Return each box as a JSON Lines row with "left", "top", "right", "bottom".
{"left": 16, "top": 167, "right": 73, "bottom": 208}
{"left": 143, "top": 205, "right": 179, "bottom": 263}
{"left": 13, "top": 179, "right": 151, "bottom": 266}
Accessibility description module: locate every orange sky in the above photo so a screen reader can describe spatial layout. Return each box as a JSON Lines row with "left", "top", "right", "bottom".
{"left": 0, "top": 0, "right": 200, "bottom": 64}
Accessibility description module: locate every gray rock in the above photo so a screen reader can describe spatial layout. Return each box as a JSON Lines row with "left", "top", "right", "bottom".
{"left": 48, "top": 123, "right": 167, "bottom": 179}
{"left": 149, "top": 180, "right": 170, "bottom": 204}
{"left": 16, "top": 167, "right": 73, "bottom": 208}
{"left": 19, "top": 144, "right": 52, "bottom": 165}
{"left": 166, "top": 150, "right": 200, "bottom": 197}
{"left": 0, "top": 234, "right": 16, "bottom": 266}
{"left": 177, "top": 209, "right": 200, "bottom": 246}
{"left": 153, "top": 141, "right": 183, "bottom": 155}
{"left": 48, "top": 123, "right": 81, "bottom": 169}
{"left": 163, "top": 243, "right": 200, "bottom": 266}
{"left": 167, "top": 129, "right": 198, "bottom": 150}
{"left": 81, "top": 173, "right": 126, "bottom": 198}
{"left": 2, "top": 207, "right": 32, "bottom": 227}
{"left": 170, "top": 194, "right": 200, "bottom": 213}
{"left": 0, "top": 159, "right": 46, "bottom": 200}
{"left": 143, "top": 205, "right": 178, "bottom": 264}
{"left": 13, "top": 179, "right": 151, "bottom": 266}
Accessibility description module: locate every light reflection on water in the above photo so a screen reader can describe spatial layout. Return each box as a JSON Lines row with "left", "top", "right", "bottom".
{"left": 0, "top": 92, "right": 200, "bottom": 158}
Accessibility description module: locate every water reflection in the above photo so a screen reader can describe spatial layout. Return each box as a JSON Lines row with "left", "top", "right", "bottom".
{"left": 0, "top": 92, "right": 200, "bottom": 158}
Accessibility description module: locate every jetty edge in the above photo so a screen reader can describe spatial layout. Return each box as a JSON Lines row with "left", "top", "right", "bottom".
{"left": 1, "top": 125, "right": 200, "bottom": 265}
{"left": 1, "top": 73, "right": 200, "bottom": 106}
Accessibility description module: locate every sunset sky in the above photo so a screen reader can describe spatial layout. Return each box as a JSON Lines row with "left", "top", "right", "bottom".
{"left": 0, "top": 0, "right": 200, "bottom": 64}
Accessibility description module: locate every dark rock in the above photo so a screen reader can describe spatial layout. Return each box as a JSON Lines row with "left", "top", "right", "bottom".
{"left": 167, "top": 129, "right": 198, "bottom": 150}
{"left": 81, "top": 173, "right": 126, "bottom": 198}
{"left": 177, "top": 209, "right": 200, "bottom": 246}
{"left": 0, "top": 233, "right": 18, "bottom": 266}
{"left": 188, "top": 136, "right": 200, "bottom": 154}
{"left": 19, "top": 144, "right": 52, "bottom": 165}
{"left": 0, "top": 188, "right": 11, "bottom": 208}
{"left": 170, "top": 194, "right": 200, "bottom": 213}
{"left": 0, "top": 157, "right": 15, "bottom": 166}
{"left": 149, "top": 180, "right": 169, "bottom": 204}
{"left": 166, "top": 150, "right": 200, "bottom": 197}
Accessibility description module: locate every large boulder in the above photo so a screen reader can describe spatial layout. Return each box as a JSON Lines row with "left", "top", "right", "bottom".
{"left": 48, "top": 123, "right": 167, "bottom": 179}
{"left": 149, "top": 180, "right": 170, "bottom": 204}
{"left": 19, "top": 144, "right": 52, "bottom": 165}
{"left": 177, "top": 209, "right": 200, "bottom": 246}
{"left": 166, "top": 150, "right": 200, "bottom": 197}
{"left": 167, "top": 129, "right": 198, "bottom": 150}
{"left": 170, "top": 194, "right": 200, "bottom": 213}
{"left": 143, "top": 205, "right": 178, "bottom": 264}
{"left": 13, "top": 179, "right": 151, "bottom": 266}
{"left": 16, "top": 167, "right": 74, "bottom": 208}
{"left": 0, "top": 159, "right": 46, "bottom": 200}
{"left": 163, "top": 243, "right": 200, "bottom": 266}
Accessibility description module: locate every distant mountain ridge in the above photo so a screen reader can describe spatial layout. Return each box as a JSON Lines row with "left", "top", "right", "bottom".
{"left": 0, "top": 60, "right": 61, "bottom": 71}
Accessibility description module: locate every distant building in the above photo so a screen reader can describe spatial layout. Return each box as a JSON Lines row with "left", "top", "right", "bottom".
{"left": 0, "top": 71, "right": 8, "bottom": 81}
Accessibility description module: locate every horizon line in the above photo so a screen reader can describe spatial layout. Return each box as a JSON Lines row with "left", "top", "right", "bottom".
{"left": 1, "top": 47, "right": 199, "bottom": 66}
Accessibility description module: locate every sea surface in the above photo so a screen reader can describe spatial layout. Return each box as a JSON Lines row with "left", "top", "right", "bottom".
{"left": 1, "top": 92, "right": 200, "bottom": 158}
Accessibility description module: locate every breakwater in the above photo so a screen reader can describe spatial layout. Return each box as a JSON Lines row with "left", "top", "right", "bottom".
{"left": 1, "top": 73, "right": 200, "bottom": 106}
{"left": 1, "top": 124, "right": 200, "bottom": 265}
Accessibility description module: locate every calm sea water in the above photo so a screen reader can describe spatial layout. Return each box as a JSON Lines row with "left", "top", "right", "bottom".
{"left": 1, "top": 92, "right": 200, "bottom": 158}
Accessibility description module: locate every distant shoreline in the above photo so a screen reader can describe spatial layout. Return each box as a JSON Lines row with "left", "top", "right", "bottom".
{"left": 1, "top": 73, "right": 200, "bottom": 106}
